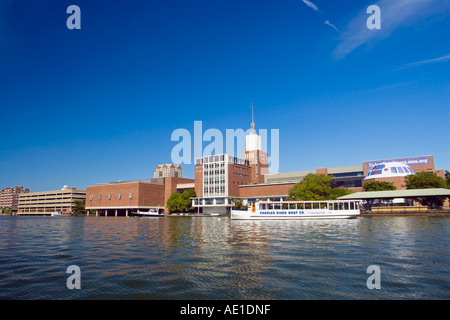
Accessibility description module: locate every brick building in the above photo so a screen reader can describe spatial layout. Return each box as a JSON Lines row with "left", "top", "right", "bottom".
{"left": 0, "top": 186, "right": 29, "bottom": 211}
{"left": 85, "top": 176, "right": 194, "bottom": 216}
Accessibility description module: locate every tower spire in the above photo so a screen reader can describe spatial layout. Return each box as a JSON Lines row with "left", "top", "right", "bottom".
{"left": 250, "top": 102, "right": 256, "bottom": 133}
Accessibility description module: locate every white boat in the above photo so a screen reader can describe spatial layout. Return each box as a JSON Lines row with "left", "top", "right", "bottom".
{"left": 51, "top": 211, "right": 71, "bottom": 217}
{"left": 133, "top": 209, "right": 164, "bottom": 217}
{"left": 231, "top": 200, "right": 361, "bottom": 220}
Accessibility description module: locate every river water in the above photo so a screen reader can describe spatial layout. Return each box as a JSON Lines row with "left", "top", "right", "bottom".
{"left": 0, "top": 215, "right": 448, "bottom": 300}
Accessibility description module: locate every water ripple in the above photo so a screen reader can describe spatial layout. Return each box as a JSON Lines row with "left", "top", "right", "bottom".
{"left": 0, "top": 216, "right": 449, "bottom": 299}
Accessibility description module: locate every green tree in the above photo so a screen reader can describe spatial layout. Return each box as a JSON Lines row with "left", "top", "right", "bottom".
{"left": 287, "top": 173, "right": 354, "bottom": 200}
{"left": 73, "top": 199, "right": 86, "bottom": 215}
{"left": 363, "top": 181, "right": 397, "bottom": 192}
{"left": 166, "top": 189, "right": 196, "bottom": 213}
{"left": 404, "top": 171, "right": 448, "bottom": 208}
{"left": 445, "top": 170, "right": 450, "bottom": 187}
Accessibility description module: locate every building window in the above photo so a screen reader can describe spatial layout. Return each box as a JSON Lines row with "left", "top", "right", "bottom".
{"left": 89, "top": 195, "right": 93, "bottom": 201}
{"left": 118, "top": 193, "right": 122, "bottom": 200}
{"left": 98, "top": 195, "right": 102, "bottom": 200}
{"left": 108, "top": 194, "right": 111, "bottom": 200}
{"left": 129, "top": 192, "right": 132, "bottom": 199}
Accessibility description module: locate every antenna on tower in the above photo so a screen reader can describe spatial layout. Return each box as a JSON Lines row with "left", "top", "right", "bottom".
{"left": 250, "top": 102, "right": 256, "bottom": 133}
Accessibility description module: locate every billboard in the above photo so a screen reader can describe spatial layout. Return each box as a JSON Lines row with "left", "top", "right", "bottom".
{"left": 365, "top": 156, "right": 432, "bottom": 170}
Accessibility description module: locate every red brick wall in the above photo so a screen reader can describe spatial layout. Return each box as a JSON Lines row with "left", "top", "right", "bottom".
{"left": 86, "top": 182, "right": 164, "bottom": 208}
{"left": 195, "top": 165, "right": 203, "bottom": 197}
{"left": 228, "top": 163, "right": 251, "bottom": 197}
{"left": 239, "top": 183, "right": 295, "bottom": 198}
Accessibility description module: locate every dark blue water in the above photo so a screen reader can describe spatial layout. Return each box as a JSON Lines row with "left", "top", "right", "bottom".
{"left": 0, "top": 216, "right": 449, "bottom": 299}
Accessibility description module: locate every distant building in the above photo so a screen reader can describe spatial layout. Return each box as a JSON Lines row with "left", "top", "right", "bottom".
{"left": 85, "top": 176, "right": 194, "bottom": 216}
{"left": 154, "top": 164, "right": 183, "bottom": 178}
{"left": 0, "top": 186, "right": 29, "bottom": 211}
{"left": 17, "top": 186, "right": 85, "bottom": 216}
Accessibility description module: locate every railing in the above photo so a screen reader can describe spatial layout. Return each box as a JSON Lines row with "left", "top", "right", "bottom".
{"left": 364, "top": 206, "right": 450, "bottom": 214}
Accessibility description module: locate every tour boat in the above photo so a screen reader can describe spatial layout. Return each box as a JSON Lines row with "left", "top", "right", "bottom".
{"left": 133, "top": 209, "right": 164, "bottom": 217}
{"left": 230, "top": 200, "right": 361, "bottom": 220}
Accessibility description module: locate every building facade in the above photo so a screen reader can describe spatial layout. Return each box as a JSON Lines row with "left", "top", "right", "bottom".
{"left": 0, "top": 186, "right": 29, "bottom": 210}
{"left": 17, "top": 186, "right": 85, "bottom": 215}
{"left": 193, "top": 154, "right": 251, "bottom": 214}
{"left": 85, "top": 176, "right": 194, "bottom": 216}
{"left": 154, "top": 164, "right": 183, "bottom": 178}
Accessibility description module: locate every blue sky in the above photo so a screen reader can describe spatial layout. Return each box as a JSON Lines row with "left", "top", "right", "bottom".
{"left": 1, "top": 0, "right": 449, "bottom": 192}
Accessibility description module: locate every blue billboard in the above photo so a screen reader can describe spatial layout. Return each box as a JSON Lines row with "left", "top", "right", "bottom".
{"left": 365, "top": 156, "right": 431, "bottom": 170}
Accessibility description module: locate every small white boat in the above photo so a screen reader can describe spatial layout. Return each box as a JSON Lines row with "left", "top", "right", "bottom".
{"left": 231, "top": 200, "right": 361, "bottom": 220}
{"left": 51, "top": 211, "right": 71, "bottom": 217}
{"left": 133, "top": 209, "right": 164, "bottom": 217}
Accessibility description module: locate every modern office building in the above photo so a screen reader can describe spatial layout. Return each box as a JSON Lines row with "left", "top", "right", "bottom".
{"left": 0, "top": 186, "right": 29, "bottom": 211}
{"left": 193, "top": 154, "right": 251, "bottom": 214}
{"left": 85, "top": 176, "right": 194, "bottom": 216}
{"left": 17, "top": 185, "right": 85, "bottom": 215}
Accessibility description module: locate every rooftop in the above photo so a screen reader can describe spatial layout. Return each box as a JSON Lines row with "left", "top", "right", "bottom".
{"left": 338, "top": 188, "right": 450, "bottom": 200}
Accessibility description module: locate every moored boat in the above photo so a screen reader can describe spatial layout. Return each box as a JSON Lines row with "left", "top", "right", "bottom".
{"left": 231, "top": 199, "right": 361, "bottom": 220}
{"left": 133, "top": 209, "right": 164, "bottom": 217}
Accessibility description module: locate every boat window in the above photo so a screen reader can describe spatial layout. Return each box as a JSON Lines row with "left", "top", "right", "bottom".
{"left": 289, "top": 203, "right": 296, "bottom": 210}
{"left": 313, "top": 203, "right": 319, "bottom": 209}
{"left": 398, "top": 167, "right": 404, "bottom": 173}
{"left": 375, "top": 164, "right": 385, "bottom": 170}
{"left": 273, "top": 204, "right": 281, "bottom": 210}
{"left": 339, "top": 203, "right": 344, "bottom": 210}
{"left": 268, "top": 204, "right": 273, "bottom": 210}
{"left": 320, "top": 203, "right": 327, "bottom": 209}
{"left": 344, "top": 202, "right": 349, "bottom": 210}
{"left": 329, "top": 203, "right": 334, "bottom": 210}
{"left": 304, "top": 203, "right": 311, "bottom": 209}
{"left": 260, "top": 204, "right": 266, "bottom": 210}
{"left": 350, "top": 202, "right": 354, "bottom": 210}
{"left": 391, "top": 167, "right": 397, "bottom": 173}
{"left": 404, "top": 167, "right": 411, "bottom": 173}
{"left": 297, "top": 203, "right": 304, "bottom": 210}
{"left": 282, "top": 203, "right": 289, "bottom": 209}
{"left": 355, "top": 202, "right": 359, "bottom": 209}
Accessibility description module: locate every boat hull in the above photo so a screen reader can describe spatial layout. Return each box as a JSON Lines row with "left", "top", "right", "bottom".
{"left": 133, "top": 213, "right": 164, "bottom": 218}
{"left": 230, "top": 210, "right": 359, "bottom": 220}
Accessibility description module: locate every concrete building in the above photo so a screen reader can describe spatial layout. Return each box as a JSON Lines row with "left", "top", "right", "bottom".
{"left": 154, "top": 164, "right": 183, "bottom": 178}
{"left": 17, "top": 186, "right": 85, "bottom": 216}
{"left": 193, "top": 154, "right": 251, "bottom": 214}
{"left": 0, "top": 186, "right": 29, "bottom": 211}
{"left": 85, "top": 176, "right": 194, "bottom": 216}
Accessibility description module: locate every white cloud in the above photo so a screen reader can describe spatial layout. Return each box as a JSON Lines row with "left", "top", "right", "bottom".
{"left": 333, "top": 0, "right": 450, "bottom": 59}
{"left": 324, "top": 20, "right": 339, "bottom": 32}
{"left": 302, "top": 0, "right": 319, "bottom": 12}
{"left": 399, "top": 54, "right": 450, "bottom": 69}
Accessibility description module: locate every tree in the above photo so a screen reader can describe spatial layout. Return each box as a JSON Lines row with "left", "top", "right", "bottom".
{"left": 363, "top": 181, "right": 397, "bottom": 192}
{"left": 445, "top": 170, "right": 450, "bottom": 187}
{"left": 166, "top": 189, "right": 196, "bottom": 213}
{"left": 287, "top": 173, "right": 354, "bottom": 201}
{"left": 73, "top": 199, "right": 86, "bottom": 215}
{"left": 403, "top": 172, "right": 448, "bottom": 208}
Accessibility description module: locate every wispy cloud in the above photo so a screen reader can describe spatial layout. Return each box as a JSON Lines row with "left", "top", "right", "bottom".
{"left": 302, "top": 0, "right": 319, "bottom": 12}
{"left": 300, "top": 0, "right": 340, "bottom": 33}
{"left": 333, "top": 0, "right": 450, "bottom": 59}
{"left": 398, "top": 54, "right": 450, "bottom": 70}
{"left": 324, "top": 20, "right": 339, "bottom": 33}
